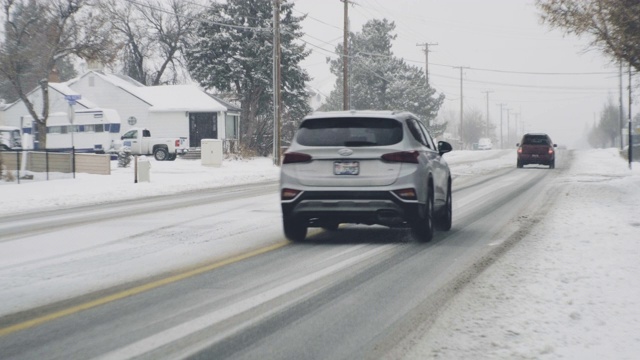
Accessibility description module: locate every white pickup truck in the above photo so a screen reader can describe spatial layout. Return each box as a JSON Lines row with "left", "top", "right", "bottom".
{"left": 118, "top": 128, "right": 187, "bottom": 161}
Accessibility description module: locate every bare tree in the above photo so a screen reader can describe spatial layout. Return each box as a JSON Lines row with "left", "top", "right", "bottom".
{"left": 537, "top": 0, "right": 640, "bottom": 71}
{"left": 461, "top": 107, "right": 486, "bottom": 148}
{"left": 0, "top": 0, "right": 118, "bottom": 148}
{"left": 99, "top": 0, "right": 200, "bottom": 86}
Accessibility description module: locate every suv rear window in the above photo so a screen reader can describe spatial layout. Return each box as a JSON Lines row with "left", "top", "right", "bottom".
{"left": 522, "top": 135, "right": 550, "bottom": 145}
{"left": 295, "top": 117, "right": 403, "bottom": 147}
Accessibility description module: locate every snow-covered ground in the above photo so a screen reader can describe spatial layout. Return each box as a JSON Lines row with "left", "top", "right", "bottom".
{"left": 1, "top": 149, "right": 639, "bottom": 359}
{"left": 404, "top": 149, "right": 640, "bottom": 360}
{"left": 0, "top": 156, "right": 281, "bottom": 216}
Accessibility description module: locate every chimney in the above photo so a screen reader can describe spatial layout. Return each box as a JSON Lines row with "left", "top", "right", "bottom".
{"left": 87, "top": 59, "right": 104, "bottom": 72}
{"left": 48, "top": 67, "right": 60, "bottom": 83}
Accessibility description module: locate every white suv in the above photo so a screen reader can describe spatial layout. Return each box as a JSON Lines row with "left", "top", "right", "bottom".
{"left": 280, "top": 110, "right": 453, "bottom": 242}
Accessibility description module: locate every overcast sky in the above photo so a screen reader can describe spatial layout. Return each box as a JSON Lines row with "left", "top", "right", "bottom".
{"left": 292, "top": 0, "right": 632, "bottom": 148}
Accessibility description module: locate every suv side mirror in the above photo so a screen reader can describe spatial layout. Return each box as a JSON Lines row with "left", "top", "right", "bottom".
{"left": 438, "top": 141, "right": 452, "bottom": 155}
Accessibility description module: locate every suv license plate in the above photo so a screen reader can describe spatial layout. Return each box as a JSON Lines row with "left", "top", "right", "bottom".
{"left": 334, "top": 161, "right": 359, "bottom": 175}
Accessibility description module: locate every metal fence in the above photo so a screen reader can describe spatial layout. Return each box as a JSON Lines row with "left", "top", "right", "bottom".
{"left": 1, "top": 148, "right": 76, "bottom": 184}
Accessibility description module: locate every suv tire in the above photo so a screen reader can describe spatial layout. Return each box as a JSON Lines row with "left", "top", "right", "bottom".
{"left": 412, "top": 187, "right": 434, "bottom": 242}
{"left": 436, "top": 183, "right": 452, "bottom": 231}
{"left": 283, "top": 216, "right": 307, "bottom": 242}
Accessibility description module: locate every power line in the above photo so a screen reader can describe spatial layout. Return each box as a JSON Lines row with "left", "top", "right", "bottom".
{"left": 126, "top": 0, "right": 618, "bottom": 79}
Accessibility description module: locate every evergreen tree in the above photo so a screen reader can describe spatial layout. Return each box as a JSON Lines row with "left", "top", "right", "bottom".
{"left": 186, "top": 0, "right": 311, "bottom": 155}
{"left": 321, "top": 19, "right": 445, "bottom": 136}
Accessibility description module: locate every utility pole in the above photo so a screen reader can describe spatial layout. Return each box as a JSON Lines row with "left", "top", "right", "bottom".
{"left": 341, "top": 0, "right": 349, "bottom": 110}
{"left": 455, "top": 66, "right": 469, "bottom": 148}
{"left": 512, "top": 112, "right": 520, "bottom": 140}
{"left": 272, "top": 0, "right": 281, "bottom": 166}
{"left": 620, "top": 62, "right": 624, "bottom": 150}
{"left": 497, "top": 103, "right": 505, "bottom": 149}
{"left": 417, "top": 42, "right": 438, "bottom": 86}
{"left": 629, "top": 63, "right": 633, "bottom": 168}
{"left": 482, "top": 90, "right": 493, "bottom": 137}
{"left": 506, "top": 108, "right": 511, "bottom": 146}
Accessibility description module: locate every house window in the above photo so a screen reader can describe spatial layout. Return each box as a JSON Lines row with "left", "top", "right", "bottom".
{"left": 47, "top": 126, "right": 62, "bottom": 134}
{"left": 225, "top": 114, "right": 238, "bottom": 139}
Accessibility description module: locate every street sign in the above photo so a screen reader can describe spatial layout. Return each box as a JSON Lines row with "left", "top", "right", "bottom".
{"left": 64, "top": 94, "right": 81, "bottom": 105}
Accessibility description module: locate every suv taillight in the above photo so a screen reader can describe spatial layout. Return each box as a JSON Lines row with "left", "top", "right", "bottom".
{"left": 393, "top": 188, "right": 417, "bottom": 200}
{"left": 517, "top": 147, "right": 523, "bottom": 154}
{"left": 548, "top": 147, "right": 554, "bottom": 155}
{"left": 283, "top": 152, "right": 312, "bottom": 164}
{"left": 281, "top": 188, "right": 301, "bottom": 200}
{"left": 381, "top": 151, "right": 419, "bottom": 163}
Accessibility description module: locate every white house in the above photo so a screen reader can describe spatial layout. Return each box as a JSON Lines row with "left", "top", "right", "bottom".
{"left": 1, "top": 70, "right": 241, "bottom": 150}
{"left": 1, "top": 82, "right": 99, "bottom": 148}
{"left": 1, "top": 82, "right": 97, "bottom": 130}
{"left": 67, "top": 71, "right": 241, "bottom": 148}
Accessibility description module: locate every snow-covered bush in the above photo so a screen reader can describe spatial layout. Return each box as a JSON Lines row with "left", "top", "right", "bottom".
{"left": 118, "top": 147, "right": 132, "bottom": 168}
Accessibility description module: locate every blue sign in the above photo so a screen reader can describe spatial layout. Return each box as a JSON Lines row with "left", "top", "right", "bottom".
{"left": 65, "top": 94, "right": 82, "bottom": 105}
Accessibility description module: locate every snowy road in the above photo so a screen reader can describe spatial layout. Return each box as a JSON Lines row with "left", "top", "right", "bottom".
{"left": 0, "top": 150, "right": 569, "bottom": 359}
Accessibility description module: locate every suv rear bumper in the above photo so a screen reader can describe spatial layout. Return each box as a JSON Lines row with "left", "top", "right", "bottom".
{"left": 281, "top": 190, "right": 421, "bottom": 227}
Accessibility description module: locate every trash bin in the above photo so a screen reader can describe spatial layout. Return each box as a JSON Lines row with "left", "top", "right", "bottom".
{"left": 137, "top": 156, "right": 151, "bottom": 182}
{"left": 201, "top": 139, "right": 223, "bottom": 167}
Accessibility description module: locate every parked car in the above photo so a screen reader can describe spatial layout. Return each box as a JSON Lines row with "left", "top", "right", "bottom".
{"left": 517, "top": 133, "right": 557, "bottom": 168}
{"left": 477, "top": 137, "right": 492, "bottom": 150}
{"left": 280, "top": 110, "right": 453, "bottom": 242}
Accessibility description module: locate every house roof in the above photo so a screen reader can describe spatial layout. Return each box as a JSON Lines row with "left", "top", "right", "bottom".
{"left": 2, "top": 81, "right": 97, "bottom": 111}
{"left": 208, "top": 93, "right": 241, "bottom": 113}
{"left": 72, "top": 71, "right": 233, "bottom": 113}
{"left": 142, "top": 85, "right": 228, "bottom": 113}
{"left": 49, "top": 82, "right": 98, "bottom": 108}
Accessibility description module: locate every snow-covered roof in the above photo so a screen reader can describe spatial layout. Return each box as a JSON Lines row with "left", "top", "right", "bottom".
{"left": 72, "top": 71, "right": 232, "bottom": 113}
{"left": 49, "top": 82, "right": 98, "bottom": 109}
{"left": 142, "top": 85, "right": 228, "bottom": 113}
{"left": 2, "top": 81, "right": 98, "bottom": 111}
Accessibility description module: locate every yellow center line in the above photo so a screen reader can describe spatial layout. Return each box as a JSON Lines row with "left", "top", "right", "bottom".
{"left": 0, "top": 241, "right": 289, "bottom": 337}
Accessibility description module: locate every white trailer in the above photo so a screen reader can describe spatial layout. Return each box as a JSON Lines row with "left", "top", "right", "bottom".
{"left": 22, "top": 108, "right": 121, "bottom": 153}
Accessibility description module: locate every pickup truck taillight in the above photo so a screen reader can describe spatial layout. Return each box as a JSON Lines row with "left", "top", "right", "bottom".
{"left": 175, "top": 139, "right": 181, "bottom": 147}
